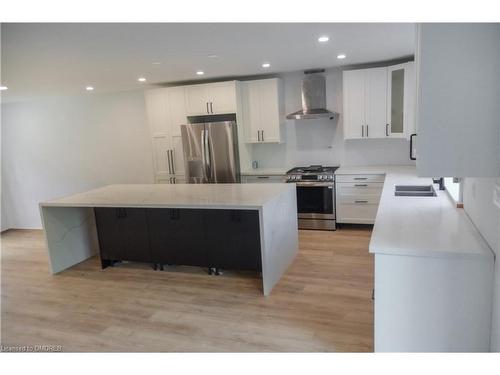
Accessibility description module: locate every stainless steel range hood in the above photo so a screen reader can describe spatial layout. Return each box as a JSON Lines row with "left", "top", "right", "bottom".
{"left": 286, "top": 69, "right": 338, "bottom": 120}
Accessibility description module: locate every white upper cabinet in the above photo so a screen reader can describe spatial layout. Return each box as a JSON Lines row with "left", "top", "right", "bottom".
{"left": 343, "top": 63, "right": 416, "bottom": 140}
{"left": 386, "top": 62, "right": 416, "bottom": 139}
{"left": 365, "top": 67, "right": 388, "bottom": 139}
{"left": 343, "top": 69, "right": 366, "bottom": 139}
{"left": 416, "top": 23, "right": 500, "bottom": 177}
{"left": 185, "top": 81, "right": 237, "bottom": 116}
{"left": 241, "top": 78, "right": 284, "bottom": 143}
{"left": 184, "top": 84, "right": 210, "bottom": 115}
{"left": 209, "top": 82, "right": 237, "bottom": 114}
{"left": 166, "top": 86, "right": 188, "bottom": 137}
{"left": 144, "top": 88, "right": 169, "bottom": 136}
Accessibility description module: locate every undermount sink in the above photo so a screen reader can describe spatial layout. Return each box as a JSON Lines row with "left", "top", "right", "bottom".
{"left": 394, "top": 185, "right": 437, "bottom": 197}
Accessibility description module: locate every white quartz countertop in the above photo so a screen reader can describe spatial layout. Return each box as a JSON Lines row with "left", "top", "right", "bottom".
{"left": 40, "top": 183, "right": 294, "bottom": 210}
{"left": 351, "top": 165, "right": 494, "bottom": 260}
{"left": 241, "top": 168, "right": 288, "bottom": 176}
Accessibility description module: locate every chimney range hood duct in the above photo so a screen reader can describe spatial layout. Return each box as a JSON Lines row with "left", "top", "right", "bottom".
{"left": 286, "top": 69, "right": 338, "bottom": 120}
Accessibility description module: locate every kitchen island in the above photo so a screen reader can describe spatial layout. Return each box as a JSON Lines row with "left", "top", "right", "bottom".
{"left": 39, "top": 183, "right": 299, "bottom": 296}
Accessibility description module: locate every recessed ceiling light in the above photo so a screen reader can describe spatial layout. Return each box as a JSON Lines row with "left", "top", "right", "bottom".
{"left": 152, "top": 62, "right": 162, "bottom": 65}
{"left": 318, "top": 36, "right": 330, "bottom": 43}
{"left": 196, "top": 71, "right": 204, "bottom": 76}
{"left": 86, "top": 86, "right": 94, "bottom": 91}
{"left": 138, "top": 77, "right": 147, "bottom": 82}
{"left": 337, "top": 54, "right": 347, "bottom": 59}
{"left": 262, "top": 62, "right": 271, "bottom": 68}
{"left": 0, "top": 86, "right": 8, "bottom": 91}
{"left": 208, "top": 54, "right": 218, "bottom": 58}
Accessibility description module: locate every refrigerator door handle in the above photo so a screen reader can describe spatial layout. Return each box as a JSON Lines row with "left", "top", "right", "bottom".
{"left": 201, "top": 130, "right": 207, "bottom": 180}
{"left": 202, "top": 129, "right": 210, "bottom": 180}
{"left": 205, "top": 128, "right": 212, "bottom": 179}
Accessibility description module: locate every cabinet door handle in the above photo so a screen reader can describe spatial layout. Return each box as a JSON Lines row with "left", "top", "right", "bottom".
{"left": 366, "top": 124, "right": 369, "bottom": 137}
{"left": 355, "top": 200, "right": 368, "bottom": 204}
{"left": 206, "top": 102, "right": 209, "bottom": 114}
{"left": 170, "top": 150, "right": 175, "bottom": 175}
{"left": 361, "top": 125, "right": 364, "bottom": 138}
{"left": 354, "top": 177, "right": 368, "bottom": 180}
{"left": 257, "top": 130, "right": 260, "bottom": 142}
{"left": 210, "top": 102, "right": 213, "bottom": 114}
{"left": 116, "top": 208, "right": 126, "bottom": 218}
{"left": 261, "top": 130, "right": 264, "bottom": 142}
{"left": 170, "top": 208, "right": 180, "bottom": 220}
{"left": 354, "top": 184, "right": 368, "bottom": 187}
{"left": 386, "top": 123, "right": 390, "bottom": 137}
{"left": 410, "top": 133, "right": 417, "bottom": 160}
{"left": 166, "top": 151, "right": 172, "bottom": 174}
{"left": 257, "top": 176, "right": 269, "bottom": 179}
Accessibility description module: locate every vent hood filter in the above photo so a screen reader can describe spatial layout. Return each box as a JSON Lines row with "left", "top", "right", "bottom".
{"left": 286, "top": 69, "right": 338, "bottom": 120}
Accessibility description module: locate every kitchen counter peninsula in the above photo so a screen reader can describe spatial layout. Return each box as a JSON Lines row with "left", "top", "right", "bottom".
{"left": 39, "top": 183, "right": 299, "bottom": 295}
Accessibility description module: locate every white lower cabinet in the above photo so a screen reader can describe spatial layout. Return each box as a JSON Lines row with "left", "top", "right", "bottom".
{"left": 336, "top": 174, "right": 384, "bottom": 224}
{"left": 241, "top": 175, "right": 285, "bottom": 183}
{"left": 374, "top": 253, "right": 493, "bottom": 352}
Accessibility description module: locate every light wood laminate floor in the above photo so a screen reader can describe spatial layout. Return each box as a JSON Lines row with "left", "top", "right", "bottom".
{"left": 1, "top": 226, "right": 374, "bottom": 352}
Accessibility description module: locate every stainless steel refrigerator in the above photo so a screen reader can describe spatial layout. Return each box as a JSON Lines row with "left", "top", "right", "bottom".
{"left": 181, "top": 115, "right": 240, "bottom": 184}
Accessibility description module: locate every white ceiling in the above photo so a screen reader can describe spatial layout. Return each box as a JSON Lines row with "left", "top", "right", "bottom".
{"left": 1, "top": 23, "right": 415, "bottom": 101}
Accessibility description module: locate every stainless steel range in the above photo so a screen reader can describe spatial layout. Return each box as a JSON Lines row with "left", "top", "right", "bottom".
{"left": 286, "top": 165, "right": 339, "bottom": 231}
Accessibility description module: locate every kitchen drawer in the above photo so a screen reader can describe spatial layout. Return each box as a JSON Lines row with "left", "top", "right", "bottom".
{"left": 337, "top": 193, "right": 381, "bottom": 205}
{"left": 242, "top": 175, "right": 285, "bottom": 183}
{"left": 336, "top": 174, "right": 385, "bottom": 183}
{"left": 337, "top": 201, "right": 380, "bottom": 224}
{"left": 336, "top": 182, "right": 383, "bottom": 196}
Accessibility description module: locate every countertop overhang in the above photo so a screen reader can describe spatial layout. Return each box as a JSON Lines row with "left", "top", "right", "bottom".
{"left": 40, "top": 183, "right": 295, "bottom": 210}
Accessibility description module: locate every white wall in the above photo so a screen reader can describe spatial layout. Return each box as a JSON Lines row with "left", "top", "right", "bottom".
{"left": 1, "top": 90, "right": 154, "bottom": 230}
{"left": 463, "top": 178, "right": 500, "bottom": 351}
{"left": 249, "top": 68, "right": 415, "bottom": 169}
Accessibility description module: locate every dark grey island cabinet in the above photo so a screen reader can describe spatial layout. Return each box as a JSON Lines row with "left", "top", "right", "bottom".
{"left": 40, "top": 184, "right": 298, "bottom": 295}
{"left": 94, "top": 207, "right": 262, "bottom": 272}
{"left": 94, "top": 208, "right": 151, "bottom": 266}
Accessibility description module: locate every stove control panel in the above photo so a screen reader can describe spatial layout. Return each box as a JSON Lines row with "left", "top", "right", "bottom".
{"left": 286, "top": 174, "right": 302, "bottom": 181}
{"left": 286, "top": 174, "right": 334, "bottom": 182}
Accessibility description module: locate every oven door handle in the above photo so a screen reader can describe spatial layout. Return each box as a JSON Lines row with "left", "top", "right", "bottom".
{"left": 295, "top": 182, "right": 334, "bottom": 187}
